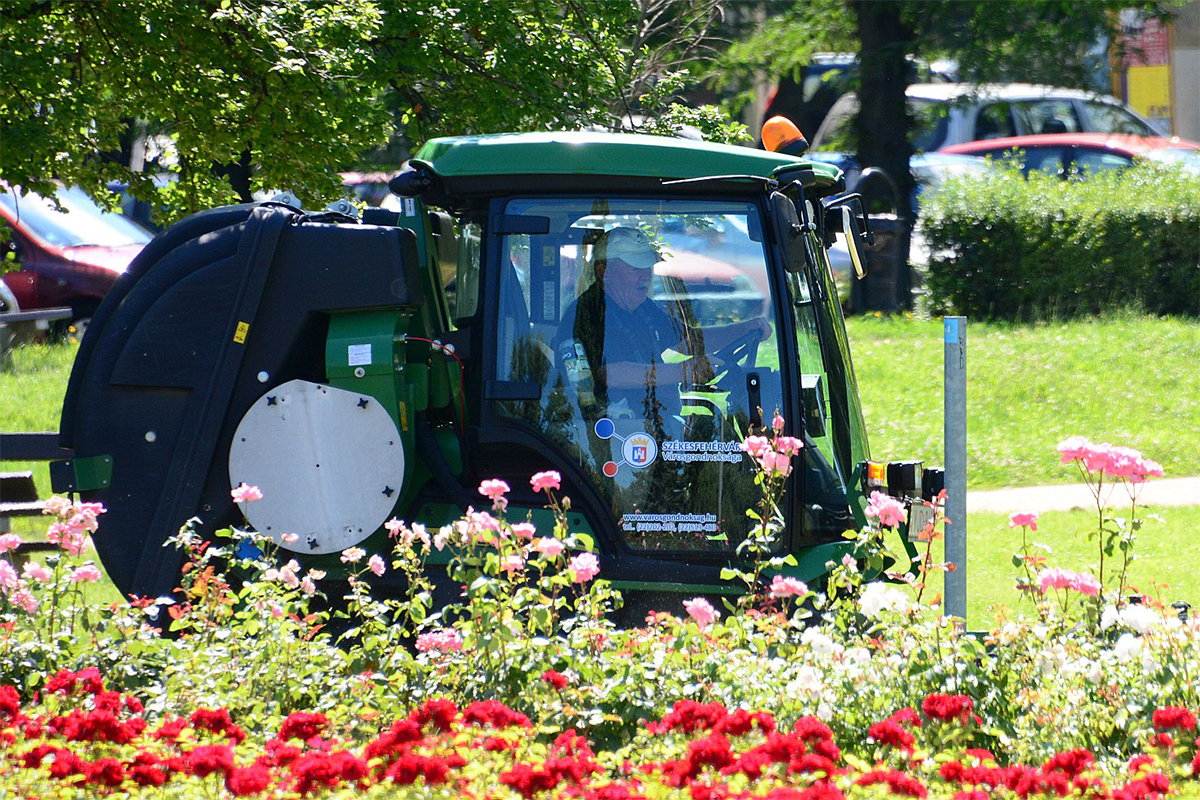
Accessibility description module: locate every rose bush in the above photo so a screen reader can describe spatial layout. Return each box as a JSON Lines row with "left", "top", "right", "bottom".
{"left": 0, "top": 428, "right": 1197, "bottom": 797}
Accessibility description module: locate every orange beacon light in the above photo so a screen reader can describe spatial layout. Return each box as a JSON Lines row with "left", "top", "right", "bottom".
{"left": 762, "top": 116, "right": 809, "bottom": 156}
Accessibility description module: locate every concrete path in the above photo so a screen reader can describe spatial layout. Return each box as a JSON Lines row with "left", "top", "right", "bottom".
{"left": 966, "top": 476, "right": 1200, "bottom": 514}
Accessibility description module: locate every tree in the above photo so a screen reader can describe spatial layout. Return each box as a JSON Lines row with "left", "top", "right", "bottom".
{"left": 712, "top": 0, "right": 1183, "bottom": 307}
{"left": 0, "top": 0, "right": 673, "bottom": 221}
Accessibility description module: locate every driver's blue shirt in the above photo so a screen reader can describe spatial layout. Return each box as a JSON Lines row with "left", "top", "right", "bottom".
{"left": 558, "top": 283, "right": 681, "bottom": 414}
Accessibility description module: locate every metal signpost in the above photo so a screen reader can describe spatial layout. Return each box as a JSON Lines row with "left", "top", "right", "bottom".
{"left": 944, "top": 317, "right": 967, "bottom": 620}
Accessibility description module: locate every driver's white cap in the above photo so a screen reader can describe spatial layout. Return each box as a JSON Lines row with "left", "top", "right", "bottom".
{"left": 595, "top": 227, "right": 660, "bottom": 269}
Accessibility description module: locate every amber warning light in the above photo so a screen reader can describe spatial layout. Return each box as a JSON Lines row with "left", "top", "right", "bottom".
{"left": 762, "top": 116, "right": 809, "bottom": 156}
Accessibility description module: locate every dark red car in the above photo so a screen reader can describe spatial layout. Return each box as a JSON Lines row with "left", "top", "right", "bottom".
{"left": 1, "top": 184, "right": 151, "bottom": 336}
{"left": 940, "top": 133, "right": 1200, "bottom": 178}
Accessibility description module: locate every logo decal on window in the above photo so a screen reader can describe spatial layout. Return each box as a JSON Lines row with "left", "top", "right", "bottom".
{"left": 594, "top": 418, "right": 658, "bottom": 476}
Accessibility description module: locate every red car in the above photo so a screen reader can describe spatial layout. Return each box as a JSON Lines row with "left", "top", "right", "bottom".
{"left": 940, "top": 133, "right": 1200, "bottom": 178}
{"left": 1, "top": 185, "right": 151, "bottom": 336}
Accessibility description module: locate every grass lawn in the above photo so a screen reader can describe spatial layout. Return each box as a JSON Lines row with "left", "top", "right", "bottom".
{"left": 907, "top": 504, "right": 1200, "bottom": 630}
{"left": 846, "top": 312, "right": 1200, "bottom": 490}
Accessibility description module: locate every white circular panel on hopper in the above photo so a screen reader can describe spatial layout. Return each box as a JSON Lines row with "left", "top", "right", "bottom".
{"left": 228, "top": 379, "right": 405, "bottom": 554}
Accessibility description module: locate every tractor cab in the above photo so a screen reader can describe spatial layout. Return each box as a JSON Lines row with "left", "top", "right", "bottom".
{"left": 54, "top": 127, "right": 933, "bottom": 607}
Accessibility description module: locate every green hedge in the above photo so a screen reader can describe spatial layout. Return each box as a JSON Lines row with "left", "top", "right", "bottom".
{"left": 920, "top": 164, "right": 1200, "bottom": 319}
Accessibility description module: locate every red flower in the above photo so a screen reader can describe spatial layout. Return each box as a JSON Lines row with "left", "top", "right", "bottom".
{"left": 1151, "top": 706, "right": 1197, "bottom": 732}
{"left": 1043, "top": 748, "right": 1095, "bottom": 780}
{"left": 226, "top": 763, "right": 274, "bottom": 795}
{"left": 0, "top": 685, "right": 21, "bottom": 723}
{"left": 462, "top": 699, "right": 532, "bottom": 729}
{"left": 500, "top": 762, "right": 561, "bottom": 798}
{"left": 186, "top": 744, "right": 236, "bottom": 778}
{"left": 649, "top": 700, "right": 730, "bottom": 734}
{"left": 20, "top": 744, "right": 59, "bottom": 769}
{"left": 363, "top": 719, "right": 424, "bottom": 763}
{"left": 87, "top": 757, "right": 127, "bottom": 787}
{"left": 191, "top": 706, "right": 241, "bottom": 738}
{"left": 262, "top": 738, "right": 303, "bottom": 767}
{"left": 279, "top": 711, "right": 329, "bottom": 742}
{"left": 541, "top": 670, "right": 570, "bottom": 690}
{"left": 288, "top": 749, "right": 369, "bottom": 796}
{"left": 484, "top": 736, "right": 516, "bottom": 752}
{"left": 153, "top": 716, "right": 188, "bottom": 742}
{"left": 921, "top": 693, "right": 975, "bottom": 725}
{"left": 384, "top": 752, "right": 464, "bottom": 785}
{"left": 127, "top": 751, "right": 170, "bottom": 787}
{"left": 410, "top": 698, "right": 458, "bottom": 732}
{"left": 856, "top": 769, "right": 928, "bottom": 798}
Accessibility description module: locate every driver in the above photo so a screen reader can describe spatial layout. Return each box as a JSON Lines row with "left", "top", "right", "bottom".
{"left": 557, "top": 226, "right": 770, "bottom": 419}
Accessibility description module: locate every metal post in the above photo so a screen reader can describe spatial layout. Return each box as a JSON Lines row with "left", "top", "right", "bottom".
{"left": 944, "top": 317, "right": 967, "bottom": 620}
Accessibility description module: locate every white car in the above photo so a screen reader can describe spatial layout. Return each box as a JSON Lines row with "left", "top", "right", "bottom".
{"left": 812, "top": 83, "right": 1164, "bottom": 153}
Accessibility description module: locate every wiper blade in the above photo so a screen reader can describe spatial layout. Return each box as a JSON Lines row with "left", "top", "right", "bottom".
{"left": 661, "top": 174, "right": 778, "bottom": 189}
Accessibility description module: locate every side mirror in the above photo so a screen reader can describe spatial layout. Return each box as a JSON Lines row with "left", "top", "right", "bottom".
{"left": 822, "top": 194, "right": 870, "bottom": 279}
{"left": 770, "top": 191, "right": 805, "bottom": 273}
{"left": 841, "top": 207, "right": 866, "bottom": 280}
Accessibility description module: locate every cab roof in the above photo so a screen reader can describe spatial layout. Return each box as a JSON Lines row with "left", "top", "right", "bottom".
{"left": 412, "top": 130, "right": 842, "bottom": 189}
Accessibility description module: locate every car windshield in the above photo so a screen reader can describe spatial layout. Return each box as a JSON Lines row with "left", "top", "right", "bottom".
{"left": 1142, "top": 148, "right": 1200, "bottom": 171}
{"left": 493, "top": 196, "right": 785, "bottom": 552}
{"left": 0, "top": 186, "right": 151, "bottom": 248}
{"left": 815, "top": 97, "right": 949, "bottom": 153}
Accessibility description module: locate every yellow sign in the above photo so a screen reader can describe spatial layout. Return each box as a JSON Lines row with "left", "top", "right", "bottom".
{"left": 1127, "top": 65, "right": 1171, "bottom": 121}
{"left": 233, "top": 321, "right": 249, "bottom": 344}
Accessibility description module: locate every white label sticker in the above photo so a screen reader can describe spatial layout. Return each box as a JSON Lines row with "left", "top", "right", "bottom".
{"left": 404, "top": 197, "right": 415, "bottom": 216}
{"left": 347, "top": 344, "right": 372, "bottom": 366}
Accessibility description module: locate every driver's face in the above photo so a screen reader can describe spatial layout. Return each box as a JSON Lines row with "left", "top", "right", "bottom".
{"left": 603, "top": 257, "right": 653, "bottom": 312}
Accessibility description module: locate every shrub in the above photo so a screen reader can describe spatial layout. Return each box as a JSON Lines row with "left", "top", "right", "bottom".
{"left": 920, "top": 163, "right": 1200, "bottom": 319}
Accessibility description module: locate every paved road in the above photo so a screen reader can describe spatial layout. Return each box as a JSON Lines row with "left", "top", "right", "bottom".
{"left": 966, "top": 476, "right": 1200, "bottom": 514}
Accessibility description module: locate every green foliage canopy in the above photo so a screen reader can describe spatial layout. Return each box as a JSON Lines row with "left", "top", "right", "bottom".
{"left": 0, "top": 0, "right": 639, "bottom": 220}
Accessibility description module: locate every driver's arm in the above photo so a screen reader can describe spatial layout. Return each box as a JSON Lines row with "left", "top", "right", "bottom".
{"left": 691, "top": 316, "right": 772, "bottom": 353}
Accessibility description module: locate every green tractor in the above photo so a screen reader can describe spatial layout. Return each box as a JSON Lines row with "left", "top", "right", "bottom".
{"left": 53, "top": 124, "right": 938, "bottom": 615}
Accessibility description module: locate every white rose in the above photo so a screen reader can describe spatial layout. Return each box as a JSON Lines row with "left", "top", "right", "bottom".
{"left": 1113, "top": 633, "right": 1142, "bottom": 662}
{"left": 1120, "top": 605, "right": 1159, "bottom": 635}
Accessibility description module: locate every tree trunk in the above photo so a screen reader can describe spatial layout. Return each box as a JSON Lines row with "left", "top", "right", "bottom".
{"left": 851, "top": 0, "right": 916, "bottom": 310}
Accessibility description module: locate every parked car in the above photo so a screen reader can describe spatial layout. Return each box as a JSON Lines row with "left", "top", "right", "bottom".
{"left": 1, "top": 184, "right": 151, "bottom": 336}
{"left": 939, "top": 133, "right": 1200, "bottom": 178}
{"left": 812, "top": 83, "right": 1164, "bottom": 153}
{"left": 807, "top": 152, "right": 991, "bottom": 283}
{"left": 761, "top": 54, "right": 957, "bottom": 143}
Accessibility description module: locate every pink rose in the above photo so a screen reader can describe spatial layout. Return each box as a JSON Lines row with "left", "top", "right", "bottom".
{"left": 416, "top": 629, "right": 463, "bottom": 653}
{"left": 511, "top": 522, "right": 537, "bottom": 539}
{"left": 368, "top": 554, "right": 386, "bottom": 576}
{"left": 11, "top": 589, "right": 37, "bottom": 614}
{"left": 866, "top": 491, "right": 906, "bottom": 528}
{"left": 568, "top": 552, "right": 600, "bottom": 583}
{"left": 740, "top": 436, "right": 771, "bottom": 458}
{"left": 768, "top": 575, "right": 808, "bottom": 599}
{"left": 69, "top": 565, "right": 102, "bottom": 583}
{"left": 530, "top": 471, "right": 561, "bottom": 493}
{"left": 758, "top": 451, "right": 792, "bottom": 478}
{"left": 340, "top": 547, "right": 366, "bottom": 563}
{"left": 478, "top": 479, "right": 511, "bottom": 500}
{"left": 774, "top": 436, "right": 803, "bottom": 457}
{"left": 772, "top": 412, "right": 785, "bottom": 433}
{"left": 683, "top": 597, "right": 719, "bottom": 629}
{"left": 1057, "top": 436, "right": 1093, "bottom": 464}
{"left": 534, "top": 537, "right": 565, "bottom": 558}
{"left": 0, "top": 534, "right": 23, "bottom": 554}
{"left": 501, "top": 555, "right": 526, "bottom": 575}
{"left": 22, "top": 562, "right": 53, "bottom": 582}
{"left": 1008, "top": 512, "right": 1039, "bottom": 531}
{"left": 231, "top": 483, "right": 263, "bottom": 504}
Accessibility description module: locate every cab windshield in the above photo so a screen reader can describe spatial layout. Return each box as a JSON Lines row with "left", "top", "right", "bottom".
{"left": 494, "top": 197, "right": 783, "bottom": 552}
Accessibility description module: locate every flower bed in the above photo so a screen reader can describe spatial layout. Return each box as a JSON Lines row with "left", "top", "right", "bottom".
{"left": 1, "top": 427, "right": 1197, "bottom": 798}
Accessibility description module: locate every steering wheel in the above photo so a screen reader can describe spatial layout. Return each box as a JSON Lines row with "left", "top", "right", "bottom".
{"left": 708, "top": 326, "right": 762, "bottom": 390}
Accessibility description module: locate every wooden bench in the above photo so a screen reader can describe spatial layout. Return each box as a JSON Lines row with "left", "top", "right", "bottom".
{"left": 0, "top": 432, "right": 72, "bottom": 563}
